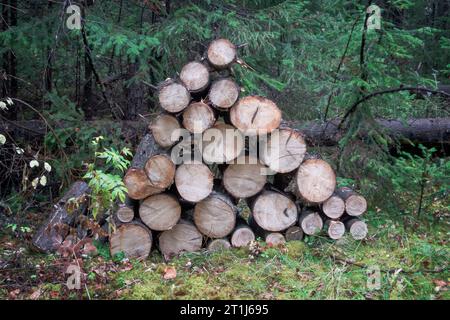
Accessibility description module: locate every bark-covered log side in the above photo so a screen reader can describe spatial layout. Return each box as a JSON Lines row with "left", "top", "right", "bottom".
{"left": 32, "top": 181, "right": 90, "bottom": 252}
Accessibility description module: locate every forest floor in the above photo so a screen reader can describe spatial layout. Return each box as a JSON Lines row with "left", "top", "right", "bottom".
{"left": 0, "top": 208, "right": 448, "bottom": 300}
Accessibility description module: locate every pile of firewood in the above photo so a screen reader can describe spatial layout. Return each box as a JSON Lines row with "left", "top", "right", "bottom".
{"left": 107, "top": 38, "right": 368, "bottom": 260}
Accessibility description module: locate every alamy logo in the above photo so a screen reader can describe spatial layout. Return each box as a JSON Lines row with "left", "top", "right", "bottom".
{"left": 66, "top": 265, "right": 81, "bottom": 289}
{"left": 66, "top": 5, "right": 81, "bottom": 30}
{"left": 366, "top": 5, "right": 381, "bottom": 30}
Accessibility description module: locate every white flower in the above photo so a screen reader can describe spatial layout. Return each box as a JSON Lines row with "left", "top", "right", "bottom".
{"left": 44, "top": 162, "right": 52, "bottom": 172}
{"left": 6, "top": 97, "right": 13, "bottom": 105}
{"left": 0, "top": 101, "right": 7, "bottom": 110}
{"left": 15, "top": 147, "right": 24, "bottom": 154}
{"left": 0, "top": 134, "right": 5, "bottom": 145}
{"left": 40, "top": 175, "right": 47, "bottom": 186}
{"left": 29, "top": 160, "right": 39, "bottom": 168}
{"left": 31, "top": 178, "right": 39, "bottom": 189}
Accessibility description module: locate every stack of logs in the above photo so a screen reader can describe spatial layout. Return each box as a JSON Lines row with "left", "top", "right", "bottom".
{"left": 110, "top": 38, "right": 369, "bottom": 260}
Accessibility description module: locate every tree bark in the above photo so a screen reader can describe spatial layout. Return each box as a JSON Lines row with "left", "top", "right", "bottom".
{"left": 32, "top": 181, "right": 90, "bottom": 252}
{"left": 285, "top": 226, "right": 304, "bottom": 241}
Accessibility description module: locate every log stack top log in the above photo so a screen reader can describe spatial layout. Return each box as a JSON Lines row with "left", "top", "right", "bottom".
{"left": 207, "top": 38, "right": 237, "bottom": 69}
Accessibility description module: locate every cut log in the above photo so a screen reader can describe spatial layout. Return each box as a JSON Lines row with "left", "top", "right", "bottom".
{"left": 139, "top": 193, "right": 181, "bottom": 231}
{"left": 144, "top": 154, "right": 175, "bottom": 189}
{"left": 251, "top": 191, "right": 297, "bottom": 232}
{"left": 123, "top": 168, "right": 163, "bottom": 200}
{"left": 150, "top": 114, "right": 181, "bottom": 148}
{"left": 230, "top": 223, "right": 255, "bottom": 247}
{"left": 158, "top": 81, "right": 191, "bottom": 113}
{"left": 285, "top": 226, "right": 304, "bottom": 241}
{"left": 260, "top": 128, "right": 307, "bottom": 173}
{"left": 299, "top": 209, "right": 323, "bottom": 235}
{"left": 182, "top": 101, "right": 216, "bottom": 133}
{"left": 265, "top": 233, "right": 286, "bottom": 246}
{"left": 321, "top": 194, "right": 345, "bottom": 219}
{"left": 207, "top": 238, "right": 231, "bottom": 252}
{"left": 336, "top": 187, "right": 367, "bottom": 216}
{"left": 230, "top": 96, "right": 282, "bottom": 135}
{"left": 32, "top": 181, "right": 90, "bottom": 252}
{"left": 202, "top": 122, "right": 244, "bottom": 164}
{"left": 223, "top": 155, "right": 267, "bottom": 198}
{"left": 345, "top": 218, "right": 368, "bottom": 240}
{"left": 295, "top": 159, "right": 336, "bottom": 204}
{"left": 180, "top": 61, "right": 210, "bottom": 92}
{"left": 175, "top": 163, "right": 214, "bottom": 202}
{"left": 110, "top": 222, "right": 152, "bottom": 259}
{"left": 193, "top": 192, "right": 237, "bottom": 238}
{"left": 209, "top": 78, "right": 239, "bottom": 109}
{"left": 207, "top": 38, "right": 237, "bottom": 69}
{"left": 158, "top": 220, "right": 203, "bottom": 259}
{"left": 115, "top": 205, "right": 134, "bottom": 223}
{"left": 324, "top": 220, "right": 345, "bottom": 240}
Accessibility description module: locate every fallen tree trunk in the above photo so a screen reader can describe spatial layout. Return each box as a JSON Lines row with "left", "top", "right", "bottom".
{"left": 32, "top": 181, "right": 90, "bottom": 252}
{"left": 3, "top": 117, "right": 449, "bottom": 147}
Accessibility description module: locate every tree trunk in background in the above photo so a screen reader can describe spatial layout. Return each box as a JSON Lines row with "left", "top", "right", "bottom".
{"left": 81, "top": 4, "right": 94, "bottom": 119}
{"left": 1, "top": 0, "right": 18, "bottom": 120}
{"left": 124, "top": 62, "right": 142, "bottom": 120}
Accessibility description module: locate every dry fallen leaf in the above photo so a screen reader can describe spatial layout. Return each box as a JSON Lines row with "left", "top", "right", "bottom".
{"left": 163, "top": 266, "right": 177, "bottom": 280}
{"left": 29, "top": 288, "right": 42, "bottom": 300}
